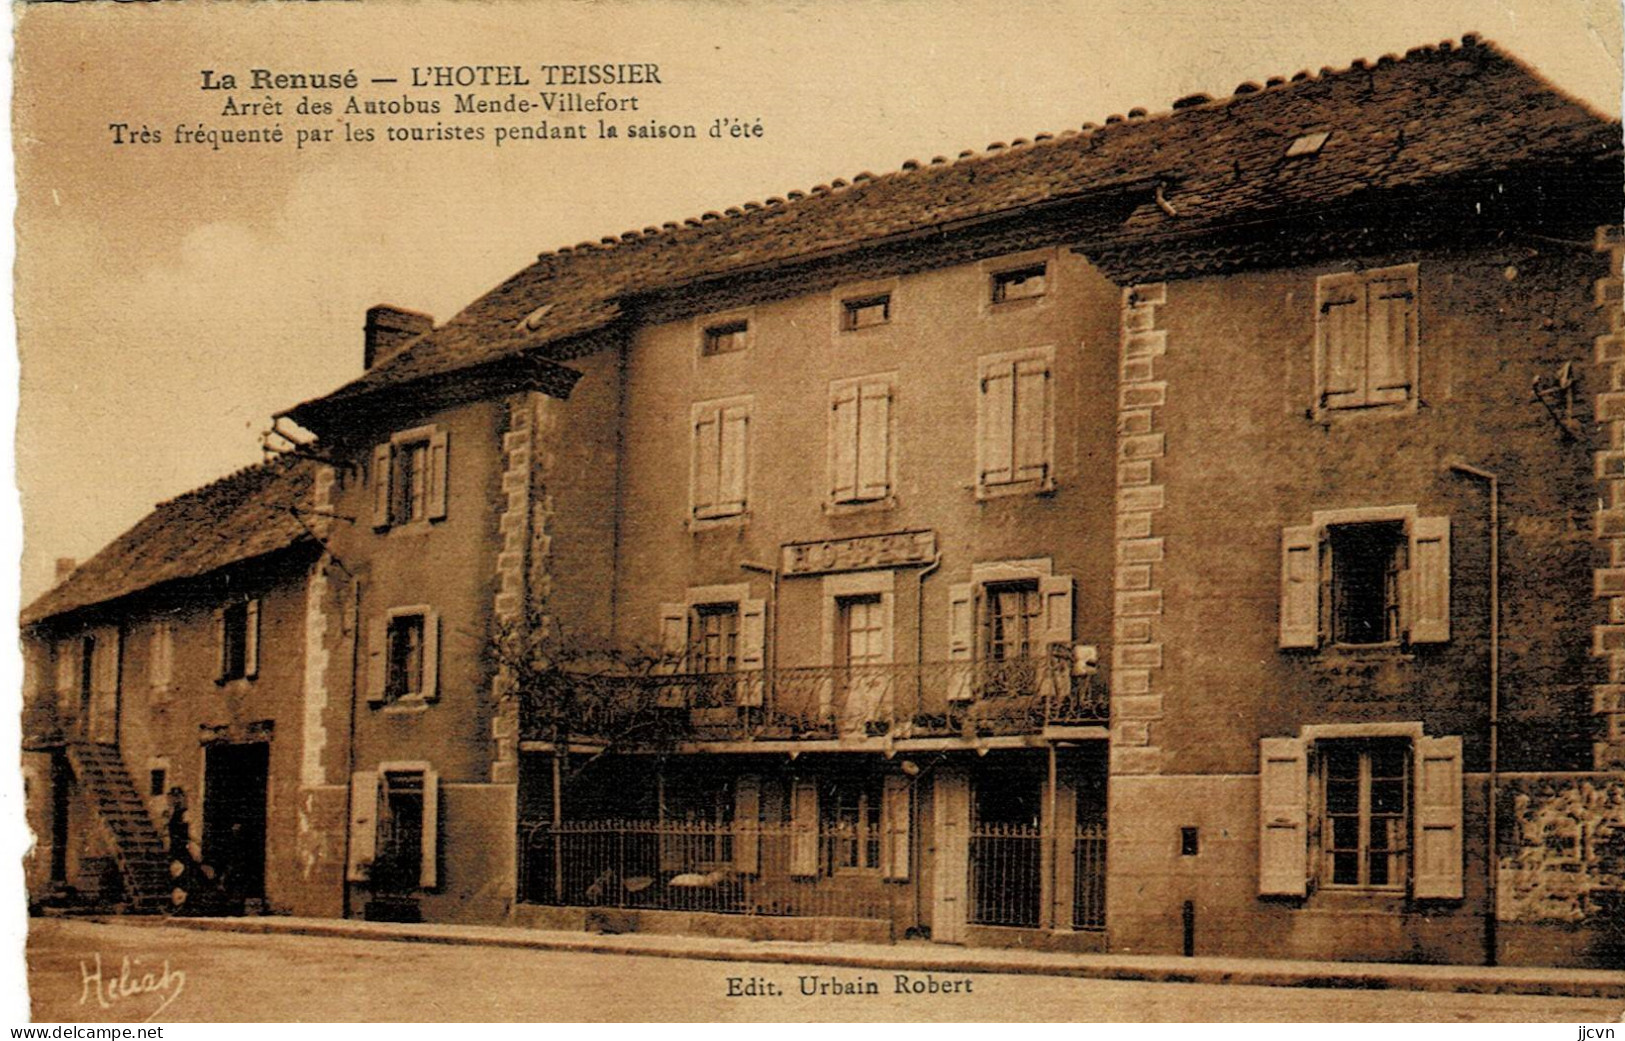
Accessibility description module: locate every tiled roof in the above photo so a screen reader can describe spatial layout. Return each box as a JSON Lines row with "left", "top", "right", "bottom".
{"left": 286, "top": 35, "right": 1621, "bottom": 417}
{"left": 22, "top": 459, "right": 318, "bottom": 627}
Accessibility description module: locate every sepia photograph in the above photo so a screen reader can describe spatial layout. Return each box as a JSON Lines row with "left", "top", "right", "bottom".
{"left": 7, "top": 0, "right": 1625, "bottom": 1025}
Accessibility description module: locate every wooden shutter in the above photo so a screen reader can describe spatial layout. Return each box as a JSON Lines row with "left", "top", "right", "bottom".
{"left": 372, "top": 444, "right": 393, "bottom": 529}
{"left": 346, "top": 770, "right": 379, "bottom": 881}
{"left": 89, "top": 627, "right": 120, "bottom": 745}
{"left": 857, "top": 381, "right": 891, "bottom": 500}
{"left": 214, "top": 607, "right": 228, "bottom": 682}
{"left": 1318, "top": 274, "right": 1365, "bottom": 409}
{"left": 1409, "top": 516, "right": 1451, "bottom": 644}
{"left": 1258, "top": 737, "right": 1309, "bottom": 897}
{"left": 947, "top": 582, "right": 975, "bottom": 702}
{"left": 55, "top": 640, "right": 76, "bottom": 711}
{"left": 692, "top": 408, "right": 720, "bottom": 517}
{"left": 656, "top": 603, "right": 688, "bottom": 707}
{"left": 420, "top": 767, "right": 440, "bottom": 889}
{"left": 366, "top": 616, "right": 388, "bottom": 703}
{"left": 1280, "top": 525, "right": 1321, "bottom": 649}
{"left": 789, "top": 777, "right": 819, "bottom": 878}
{"left": 426, "top": 429, "right": 450, "bottom": 521}
{"left": 244, "top": 598, "right": 260, "bottom": 679}
{"left": 1414, "top": 735, "right": 1464, "bottom": 899}
{"left": 931, "top": 767, "right": 970, "bottom": 942}
{"left": 881, "top": 774, "right": 911, "bottom": 881}
{"left": 1366, "top": 273, "right": 1415, "bottom": 405}
{"left": 148, "top": 623, "right": 173, "bottom": 697}
{"left": 979, "top": 358, "right": 1015, "bottom": 486}
{"left": 733, "top": 775, "right": 760, "bottom": 875}
{"left": 1013, "top": 354, "right": 1051, "bottom": 483}
{"left": 737, "top": 599, "right": 766, "bottom": 707}
{"left": 830, "top": 383, "right": 860, "bottom": 503}
{"left": 1038, "top": 576, "right": 1074, "bottom": 651}
{"left": 421, "top": 610, "right": 441, "bottom": 701}
{"left": 717, "top": 404, "right": 750, "bottom": 515}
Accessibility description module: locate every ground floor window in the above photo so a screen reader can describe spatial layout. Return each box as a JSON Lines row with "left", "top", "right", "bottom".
{"left": 375, "top": 769, "right": 426, "bottom": 892}
{"left": 825, "top": 775, "right": 883, "bottom": 872}
{"left": 1320, "top": 738, "right": 1409, "bottom": 890}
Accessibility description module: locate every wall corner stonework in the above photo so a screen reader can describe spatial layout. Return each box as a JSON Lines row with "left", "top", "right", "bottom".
{"left": 1111, "top": 283, "right": 1167, "bottom": 778}
{"left": 489, "top": 393, "right": 551, "bottom": 784}
{"left": 1592, "top": 225, "right": 1625, "bottom": 771}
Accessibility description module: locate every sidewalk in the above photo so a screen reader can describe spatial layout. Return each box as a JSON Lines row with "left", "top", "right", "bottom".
{"left": 92, "top": 913, "right": 1625, "bottom": 1000}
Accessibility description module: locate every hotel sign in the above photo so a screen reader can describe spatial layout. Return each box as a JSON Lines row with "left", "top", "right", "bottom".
{"left": 780, "top": 530, "right": 937, "bottom": 576}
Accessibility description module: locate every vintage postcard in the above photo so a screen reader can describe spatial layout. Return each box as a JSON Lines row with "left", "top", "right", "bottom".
{"left": 9, "top": 0, "right": 1625, "bottom": 1025}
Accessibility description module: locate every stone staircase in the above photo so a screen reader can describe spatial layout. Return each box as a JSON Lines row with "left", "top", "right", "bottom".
{"left": 65, "top": 741, "right": 172, "bottom": 912}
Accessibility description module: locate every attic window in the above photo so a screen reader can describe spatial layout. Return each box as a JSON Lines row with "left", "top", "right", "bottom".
{"left": 520, "top": 303, "right": 555, "bottom": 332}
{"left": 1286, "top": 131, "right": 1331, "bottom": 158}
{"left": 703, "top": 319, "right": 750, "bottom": 356}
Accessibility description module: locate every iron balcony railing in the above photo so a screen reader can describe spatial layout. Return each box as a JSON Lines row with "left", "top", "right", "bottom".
{"left": 518, "top": 654, "right": 1106, "bottom": 744}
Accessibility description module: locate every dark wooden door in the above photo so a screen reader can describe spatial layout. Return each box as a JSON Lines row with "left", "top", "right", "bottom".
{"left": 202, "top": 742, "right": 270, "bottom": 900}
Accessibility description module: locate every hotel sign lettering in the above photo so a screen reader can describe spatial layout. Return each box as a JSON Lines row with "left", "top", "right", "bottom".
{"left": 780, "top": 530, "right": 937, "bottom": 576}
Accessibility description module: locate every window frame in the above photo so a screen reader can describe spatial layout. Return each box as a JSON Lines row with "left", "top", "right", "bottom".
{"left": 368, "top": 604, "right": 440, "bottom": 707}
{"left": 841, "top": 293, "right": 892, "bottom": 331}
{"left": 1313, "top": 263, "right": 1420, "bottom": 418}
{"left": 990, "top": 262, "right": 1049, "bottom": 305}
{"left": 695, "top": 309, "right": 754, "bottom": 359}
{"left": 372, "top": 424, "right": 450, "bottom": 530}
{"left": 824, "top": 774, "right": 885, "bottom": 874}
{"left": 385, "top": 612, "right": 428, "bottom": 702}
{"left": 1316, "top": 737, "right": 1411, "bottom": 892}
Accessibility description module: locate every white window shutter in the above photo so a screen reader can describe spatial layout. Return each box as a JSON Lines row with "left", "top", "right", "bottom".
{"left": 372, "top": 444, "right": 393, "bottom": 529}
{"left": 881, "top": 774, "right": 911, "bottom": 881}
{"left": 656, "top": 603, "right": 689, "bottom": 706}
{"left": 427, "top": 429, "right": 450, "bottom": 521}
{"left": 422, "top": 609, "right": 441, "bottom": 701}
{"left": 737, "top": 599, "right": 766, "bottom": 707}
{"left": 1317, "top": 274, "right": 1365, "bottom": 408}
{"left": 244, "top": 599, "right": 260, "bottom": 679}
{"left": 1258, "top": 736, "right": 1309, "bottom": 897}
{"left": 148, "top": 623, "right": 173, "bottom": 697}
{"left": 1366, "top": 274, "right": 1415, "bottom": 404}
{"left": 733, "top": 775, "right": 760, "bottom": 875}
{"left": 857, "top": 381, "right": 891, "bottom": 500}
{"left": 718, "top": 404, "right": 750, "bottom": 515}
{"left": 789, "top": 777, "right": 819, "bottom": 878}
{"left": 214, "top": 607, "right": 228, "bottom": 682}
{"left": 979, "top": 359, "right": 1015, "bottom": 486}
{"left": 931, "top": 767, "right": 970, "bottom": 942}
{"left": 366, "top": 616, "right": 388, "bottom": 703}
{"left": 1414, "top": 735, "right": 1464, "bottom": 899}
{"left": 420, "top": 767, "right": 440, "bottom": 889}
{"left": 947, "top": 582, "right": 975, "bottom": 702}
{"left": 1038, "top": 575, "right": 1074, "bottom": 651}
{"left": 1409, "top": 516, "right": 1451, "bottom": 644}
{"left": 830, "top": 384, "right": 860, "bottom": 503}
{"left": 347, "top": 770, "right": 379, "bottom": 882}
{"left": 1013, "top": 355, "right": 1051, "bottom": 483}
{"left": 692, "top": 409, "right": 720, "bottom": 517}
{"left": 1280, "top": 525, "right": 1321, "bottom": 649}
{"left": 55, "top": 641, "right": 76, "bottom": 711}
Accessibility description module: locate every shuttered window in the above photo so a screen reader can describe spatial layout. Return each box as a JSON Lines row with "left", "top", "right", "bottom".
{"left": 829, "top": 376, "right": 893, "bottom": 505}
{"left": 367, "top": 606, "right": 440, "bottom": 704}
{"left": 691, "top": 398, "right": 751, "bottom": 520}
{"left": 977, "top": 348, "right": 1053, "bottom": 493}
{"left": 372, "top": 426, "right": 449, "bottom": 529}
{"left": 1279, "top": 513, "right": 1449, "bottom": 649}
{"left": 216, "top": 599, "right": 259, "bottom": 683}
{"left": 1316, "top": 265, "right": 1418, "bottom": 412}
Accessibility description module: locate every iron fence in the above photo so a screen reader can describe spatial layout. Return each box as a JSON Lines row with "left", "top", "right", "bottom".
{"left": 519, "top": 819, "right": 899, "bottom": 920}
{"left": 519, "top": 656, "right": 1105, "bottom": 744}
{"left": 1073, "top": 820, "right": 1108, "bottom": 930}
{"left": 967, "top": 821, "right": 1043, "bottom": 928}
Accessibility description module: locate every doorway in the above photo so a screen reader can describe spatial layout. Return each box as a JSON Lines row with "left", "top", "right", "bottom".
{"left": 202, "top": 742, "right": 270, "bottom": 901}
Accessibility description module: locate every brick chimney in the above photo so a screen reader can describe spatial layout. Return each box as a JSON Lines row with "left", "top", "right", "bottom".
{"left": 364, "top": 305, "right": 434, "bottom": 370}
{"left": 54, "top": 558, "right": 76, "bottom": 584}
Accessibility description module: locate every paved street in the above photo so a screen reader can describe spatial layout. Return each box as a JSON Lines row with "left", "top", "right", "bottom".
{"left": 25, "top": 918, "right": 1625, "bottom": 1022}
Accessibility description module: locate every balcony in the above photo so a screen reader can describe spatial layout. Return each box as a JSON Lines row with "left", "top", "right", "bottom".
{"left": 518, "top": 655, "right": 1106, "bottom": 746}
